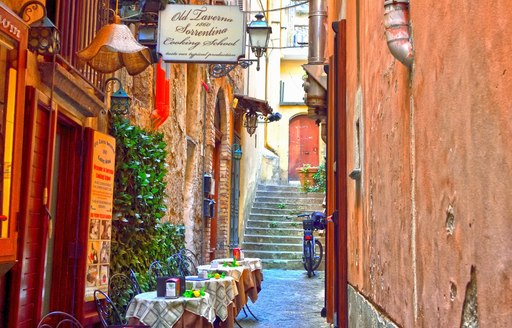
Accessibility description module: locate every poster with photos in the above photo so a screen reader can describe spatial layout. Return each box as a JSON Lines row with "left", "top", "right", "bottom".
{"left": 84, "top": 131, "right": 115, "bottom": 302}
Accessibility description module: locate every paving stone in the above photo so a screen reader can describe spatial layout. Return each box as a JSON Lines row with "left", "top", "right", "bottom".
{"left": 236, "top": 269, "right": 331, "bottom": 328}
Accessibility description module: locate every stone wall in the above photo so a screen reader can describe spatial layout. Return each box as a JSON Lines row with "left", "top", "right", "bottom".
{"left": 121, "top": 62, "right": 241, "bottom": 263}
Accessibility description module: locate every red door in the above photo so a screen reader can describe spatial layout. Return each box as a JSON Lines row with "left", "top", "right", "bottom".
{"left": 288, "top": 115, "right": 319, "bottom": 180}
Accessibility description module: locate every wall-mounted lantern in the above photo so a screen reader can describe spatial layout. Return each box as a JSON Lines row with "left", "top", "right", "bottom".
{"left": 232, "top": 144, "right": 243, "bottom": 160}
{"left": 104, "top": 77, "right": 131, "bottom": 115}
{"left": 246, "top": 13, "right": 272, "bottom": 71}
{"left": 19, "top": 0, "right": 61, "bottom": 56}
{"left": 208, "top": 13, "right": 272, "bottom": 77}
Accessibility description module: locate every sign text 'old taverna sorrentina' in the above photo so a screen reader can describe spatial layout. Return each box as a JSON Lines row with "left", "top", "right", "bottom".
{"left": 158, "top": 5, "right": 246, "bottom": 63}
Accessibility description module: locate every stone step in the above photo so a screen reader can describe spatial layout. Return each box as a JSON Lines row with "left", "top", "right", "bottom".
{"left": 242, "top": 251, "right": 326, "bottom": 271}
{"left": 256, "top": 184, "right": 307, "bottom": 192}
{"left": 246, "top": 219, "right": 304, "bottom": 229}
{"left": 249, "top": 206, "right": 314, "bottom": 215}
{"left": 242, "top": 242, "right": 302, "bottom": 252}
{"left": 255, "top": 190, "right": 325, "bottom": 199}
{"left": 254, "top": 196, "right": 324, "bottom": 205}
{"left": 244, "top": 234, "right": 303, "bottom": 244}
{"left": 252, "top": 202, "right": 323, "bottom": 213}
{"left": 244, "top": 226, "right": 303, "bottom": 237}
{"left": 247, "top": 213, "right": 305, "bottom": 222}
{"left": 241, "top": 249, "right": 302, "bottom": 260}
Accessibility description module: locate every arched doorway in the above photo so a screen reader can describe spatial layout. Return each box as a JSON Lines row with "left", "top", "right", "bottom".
{"left": 288, "top": 115, "right": 319, "bottom": 180}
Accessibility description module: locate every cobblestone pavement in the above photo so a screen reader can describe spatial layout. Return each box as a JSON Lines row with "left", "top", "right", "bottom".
{"left": 236, "top": 269, "right": 331, "bottom": 328}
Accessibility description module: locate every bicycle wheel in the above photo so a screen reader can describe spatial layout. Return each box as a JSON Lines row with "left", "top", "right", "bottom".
{"left": 304, "top": 240, "right": 314, "bottom": 277}
{"left": 312, "top": 239, "right": 323, "bottom": 271}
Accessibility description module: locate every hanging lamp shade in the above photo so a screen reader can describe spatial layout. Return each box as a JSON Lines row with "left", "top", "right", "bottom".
{"left": 77, "top": 16, "right": 152, "bottom": 75}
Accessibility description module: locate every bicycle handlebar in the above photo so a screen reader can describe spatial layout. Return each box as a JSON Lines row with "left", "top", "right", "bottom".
{"left": 297, "top": 213, "right": 310, "bottom": 218}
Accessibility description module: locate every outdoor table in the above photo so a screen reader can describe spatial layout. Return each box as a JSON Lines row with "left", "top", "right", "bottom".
{"left": 185, "top": 275, "right": 237, "bottom": 328}
{"left": 125, "top": 291, "right": 215, "bottom": 327}
{"left": 210, "top": 257, "right": 264, "bottom": 294}
{"left": 197, "top": 262, "right": 262, "bottom": 315}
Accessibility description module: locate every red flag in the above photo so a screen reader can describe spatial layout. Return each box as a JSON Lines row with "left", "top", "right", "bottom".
{"left": 151, "top": 59, "right": 170, "bottom": 129}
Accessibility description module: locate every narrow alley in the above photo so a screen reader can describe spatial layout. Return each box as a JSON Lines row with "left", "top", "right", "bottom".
{"left": 236, "top": 270, "right": 329, "bottom": 328}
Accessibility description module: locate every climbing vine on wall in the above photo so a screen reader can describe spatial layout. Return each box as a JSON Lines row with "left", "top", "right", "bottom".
{"left": 109, "top": 115, "right": 184, "bottom": 284}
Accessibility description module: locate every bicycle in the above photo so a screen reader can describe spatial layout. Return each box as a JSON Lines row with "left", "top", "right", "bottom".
{"left": 297, "top": 211, "right": 326, "bottom": 277}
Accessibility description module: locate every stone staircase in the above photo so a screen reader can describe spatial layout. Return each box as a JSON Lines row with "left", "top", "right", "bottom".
{"left": 242, "top": 184, "right": 325, "bottom": 270}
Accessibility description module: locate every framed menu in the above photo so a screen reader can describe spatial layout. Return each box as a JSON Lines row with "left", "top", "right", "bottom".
{"left": 84, "top": 131, "right": 116, "bottom": 301}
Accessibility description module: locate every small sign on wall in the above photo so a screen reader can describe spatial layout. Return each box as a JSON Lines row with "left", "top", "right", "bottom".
{"left": 84, "top": 131, "right": 116, "bottom": 302}
{"left": 158, "top": 5, "right": 246, "bottom": 63}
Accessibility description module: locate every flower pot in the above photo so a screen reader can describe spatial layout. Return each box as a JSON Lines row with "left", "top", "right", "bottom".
{"left": 296, "top": 166, "right": 319, "bottom": 189}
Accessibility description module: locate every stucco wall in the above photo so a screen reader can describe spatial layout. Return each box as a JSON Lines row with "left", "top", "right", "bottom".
{"left": 343, "top": 1, "right": 512, "bottom": 327}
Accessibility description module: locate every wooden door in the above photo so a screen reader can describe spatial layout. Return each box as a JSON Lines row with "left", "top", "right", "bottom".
{"left": 12, "top": 93, "right": 52, "bottom": 328}
{"left": 288, "top": 115, "right": 319, "bottom": 180}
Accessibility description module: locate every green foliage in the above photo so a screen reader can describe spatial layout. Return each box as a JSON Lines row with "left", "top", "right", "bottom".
{"left": 310, "top": 162, "right": 326, "bottom": 192}
{"left": 301, "top": 162, "right": 326, "bottom": 193}
{"left": 299, "top": 163, "right": 312, "bottom": 173}
{"left": 277, "top": 203, "right": 286, "bottom": 209}
{"left": 109, "top": 116, "right": 185, "bottom": 296}
{"left": 269, "top": 221, "right": 278, "bottom": 228}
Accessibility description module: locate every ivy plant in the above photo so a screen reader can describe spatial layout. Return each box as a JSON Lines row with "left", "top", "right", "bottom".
{"left": 109, "top": 116, "right": 185, "bottom": 293}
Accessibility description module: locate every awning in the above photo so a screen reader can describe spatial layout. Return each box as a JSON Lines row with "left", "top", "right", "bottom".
{"left": 233, "top": 94, "right": 273, "bottom": 116}
{"left": 302, "top": 64, "right": 327, "bottom": 90}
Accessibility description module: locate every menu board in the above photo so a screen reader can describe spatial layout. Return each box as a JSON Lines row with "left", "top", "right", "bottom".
{"left": 84, "top": 131, "right": 116, "bottom": 301}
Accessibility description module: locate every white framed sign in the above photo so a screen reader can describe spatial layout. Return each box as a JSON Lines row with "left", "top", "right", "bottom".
{"left": 158, "top": 5, "right": 246, "bottom": 63}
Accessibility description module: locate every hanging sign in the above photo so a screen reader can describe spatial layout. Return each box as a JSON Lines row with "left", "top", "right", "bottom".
{"left": 84, "top": 130, "right": 116, "bottom": 302}
{"left": 158, "top": 5, "right": 246, "bottom": 63}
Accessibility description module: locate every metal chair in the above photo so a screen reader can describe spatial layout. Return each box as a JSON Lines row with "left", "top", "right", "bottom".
{"left": 109, "top": 272, "right": 141, "bottom": 318}
{"left": 94, "top": 289, "right": 125, "bottom": 327}
{"left": 129, "top": 268, "right": 142, "bottom": 295}
{"left": 147, "top": 260, "right": 166, "bottom": 290}
{"left": 37, "top": 311, "right": 84, "bottom": 328}
{"left": 166, "top": 252, "right": 197, "bottom": 277}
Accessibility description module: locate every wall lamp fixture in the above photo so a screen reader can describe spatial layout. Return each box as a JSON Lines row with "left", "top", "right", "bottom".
{"left": 19, "top": 0, "right": 61, "bottom": 56}
{"left": 234, "top": 93, "right": 280, "bottom": 136}
{"left": 209, "top": 13, "right": 272, "bottom": 78}
{"left": 104, "top": 77, "right": 131, "bottom": 115}
{"left": 232, "top": 144, "right": 243, "bottom": 160}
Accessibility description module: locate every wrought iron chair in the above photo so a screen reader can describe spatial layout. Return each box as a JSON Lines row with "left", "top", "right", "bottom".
{"left": 179, "top": 248, "right": 200, "bottom": 267}
{"left": 109, "top": 272, "right": 141, "bottom": 318}
{"left": 166, "top": 252, "right": 197, "bottom": 277}
{"left": 94, "top": 289, "right": 126, "bottom": 327}
{"left": 147, "top": 260, "right": 167, "bottom": 290}
{"left": 129, "top": 268, "right": 142, "bottom": 295}
{"left": 37, "top": 311, "right": 84, "bottom": 328}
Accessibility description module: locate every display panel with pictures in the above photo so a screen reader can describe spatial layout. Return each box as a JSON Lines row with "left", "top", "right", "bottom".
{"left": 84, "top": 131, "right": 116, "bottom": 301}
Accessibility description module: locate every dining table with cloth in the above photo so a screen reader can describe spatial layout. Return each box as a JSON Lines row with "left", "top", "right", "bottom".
{"left": 209, "top": 258, "right": 264, "bottom": 295}
{"left": 125, "top": 291, "right": 216, "bottom": 327}
{"left": 197, "top": 261, "right": 262, "bottom": 315}
{"left": 185, "top": 276, "right": 237, "bottom": 328}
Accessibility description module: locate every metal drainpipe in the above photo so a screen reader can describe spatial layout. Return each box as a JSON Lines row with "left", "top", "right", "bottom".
{"left": 304, "top": 0, "right": 327, "bottom": 120}
{"left": 384, "top": 0, "right": 413, "bottom": 68}
{"left": 263, "top": 0, "right": 278, "bottom": 156}
{"left": 309, "top": 0, "right": 326, "bottom": 65}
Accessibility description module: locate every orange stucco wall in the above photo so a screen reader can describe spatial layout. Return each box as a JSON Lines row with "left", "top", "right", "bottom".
{"left": 341, "top": 0, "right": 512, "bottom": 327}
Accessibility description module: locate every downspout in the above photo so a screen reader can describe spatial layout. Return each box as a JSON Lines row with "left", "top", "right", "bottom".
{"left": 384, "top": 0, "right": 413, "bottom": 68}
{"left": 303, "top": 0, "right": 327, "bottom": 132}
{"left": 263, "top": 0, "right": 278, "bottom": 156}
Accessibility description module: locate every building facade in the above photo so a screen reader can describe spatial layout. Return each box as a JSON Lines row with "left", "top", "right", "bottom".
{"left": 0, "top": 0, "right": 245, "bottom": 326}
{"left": 322, "top": 0, "right": 512, "bottom": 327}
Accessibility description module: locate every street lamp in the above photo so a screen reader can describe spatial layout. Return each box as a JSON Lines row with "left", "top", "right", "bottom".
{"left": 19, "top": 0, "right": 61, "bottom": 56}
{"left": 105, "top": 77, "right": 131, "bottom": 115}
{"left": 246, "top": 13, "right": 272, "bottom": 71}
{"left": 208, "top": 13, "right": 272, "bottom": 78}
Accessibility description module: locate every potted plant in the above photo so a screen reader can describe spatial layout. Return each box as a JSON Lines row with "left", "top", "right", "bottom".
{"left": 296, "top": 164, "right": 319, "bottom": 190}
